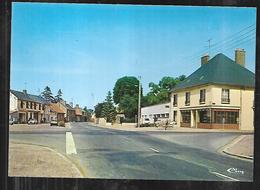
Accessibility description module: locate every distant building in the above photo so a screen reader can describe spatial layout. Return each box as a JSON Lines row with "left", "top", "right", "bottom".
{"left": 170, "top": 49, "right": 254, "bottom": 130}
{"left": 9, "top": 89, "right": 49, "bottom": 123}
{"left": 141, "top": 102, "right": 170, "bottom": 123}
{"left": 49, "top": 103, "right": 65, "bottom": 122}
{"left": 75, "top": 104, "right": 83, "bottom": 122}
{"left": 57, "top": 100, "right": 76, "bottom": 122}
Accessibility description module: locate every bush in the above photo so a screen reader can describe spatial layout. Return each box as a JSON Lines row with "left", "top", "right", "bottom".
{"left": 58, "top": 121, "right": 65, "bottom": 127}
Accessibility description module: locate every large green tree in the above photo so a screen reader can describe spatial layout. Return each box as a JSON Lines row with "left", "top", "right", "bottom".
{"left": 113, "top": 76, "right": 141, "bottom": 119}
{"left": 118, "top": 95, "right": 138, "bottom": 119}
{"left": 101, "top": 91, "right": 117, "bottom": 122}
{"left": 143, "top": 75, "right": 186, "bottom": 106}
{"left": 55, "top": 89, "right": 63, "bottom": 102}
{"left": 113, "top": 76, "right": 139, "bottom": 105}
{"left": 41, "top": 86, "right": 54, "bottom": 102}
{"left": 94, "top": 102, "right": 105, "bottom": 118}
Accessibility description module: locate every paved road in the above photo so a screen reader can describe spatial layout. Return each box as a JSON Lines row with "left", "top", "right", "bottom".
{"left": 9, "top": 122, "right": 253, "bottom": 181}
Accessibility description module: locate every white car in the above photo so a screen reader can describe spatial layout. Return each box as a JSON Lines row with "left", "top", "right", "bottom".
{"left": 143, "top": 118, "right": 152, "bottom": 124}
{"left": 28, "top": 119, "right": 38, "bottom": 125}
{"left": 9, "top": 119, "right": 14, "bottom": 125}
{"left": 50, "top": 120, "right": 58, "bottom": 126}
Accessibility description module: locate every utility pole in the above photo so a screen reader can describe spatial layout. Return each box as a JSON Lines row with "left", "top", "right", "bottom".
{"left": 137, "top": 76, "right": 141, "bottom": 128}
{"left": 207, "top": 38, "right": 212, "bottom": 56}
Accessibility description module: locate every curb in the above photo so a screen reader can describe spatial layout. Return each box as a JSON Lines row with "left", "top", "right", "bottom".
{"left": 10, "top": 141, "right": 84, "bottom": 177}
{"left": 222, "top": 150, "right": 253, "bottom": 160}
{"left": 88, "top": 123, "right": 254, "bottom": 134}
{"left": 220, "top": 135, "right": 253, "bottom": 161}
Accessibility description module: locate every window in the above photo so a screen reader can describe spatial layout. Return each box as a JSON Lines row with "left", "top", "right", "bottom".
{"left": 173, "top": 94, "right": 178, "bottom": 106}
{"left": 173, "top": 111, "right": 177, "bottom": 121}
{"left": 26, "top": 101, "right": 29, "bottom": 108}
{"left": 181, "top": 111, "right": 191, "bottom": 123}
{"left": 213, "top": 111, "right": 239, "bottom": 124}
{"left": 42, "top": 105, "right": 45, "bottom": 110}
{"left": 39, "top": 104, "right": 42, "bottom": 110}
{"left": 185, "top": 92, "right": 190, "bottom": 106}
{"left": 20, "top": 101, "right": 23, "bottom": 108}
{"left": 199, "top": 110, "right": 211, "bottom": 123}
{"left": 165, "top": 105, "right": 170, "bottom": 108}
{"left": 200, "top": 89, "right": 206, "bottom": 104}
{"left": 34, "top": 103, "right": 37, "bottom": 110}
{"left": 30, "top": 102, "right": 33, "bottom": 109}
{"left": 221, "top": 89, "right": 230, "bottom": 104}
{"left": 165, "top": 113, "right": 169, "bottom": 118}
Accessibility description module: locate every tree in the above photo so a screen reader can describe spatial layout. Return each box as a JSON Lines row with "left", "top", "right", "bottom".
{"left": 119, "top": 95, "right": 138, "bottom": 119}
{"left": 41, "top": 86, "right": 54, "bottom": 102}
{"left": 101, "top": 91, "right": 117, "bottom": 122}
{"left": 83, "top": 106, "right": 92, "bottom": 121}
{"left": 113, "top": 76, "right": 139, "bottom": 105}
{"left": 113, "top": 76, "right": 140, "bottom": 119}
{"left": 94, "top": 102, "right": 105, "bottom": 118}
{"left": 143, "top": 75, "right": 187, "bottom": 106}
{"left": 159, "top": 76, "right": 177, "bottom": 90}
{"left": 55, "top": 89, "right": 63, "bottom": 102}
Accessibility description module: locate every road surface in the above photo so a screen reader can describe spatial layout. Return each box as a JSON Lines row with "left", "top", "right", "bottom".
{"left": 9, "top": 122, "right": 253, "bottom": 181}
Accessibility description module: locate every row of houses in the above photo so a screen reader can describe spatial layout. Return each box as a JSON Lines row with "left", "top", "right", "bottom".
{"left": 9, "top": 90, "right": 88, "bottom": 124}
{"left": 141, "top": 49, "right": 255, "bottom": 131}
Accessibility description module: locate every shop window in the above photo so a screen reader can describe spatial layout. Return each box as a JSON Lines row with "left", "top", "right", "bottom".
{"left": 173, "top": 111, "right": 177, "bottom": 121}
{"left": 214, "top": 111, "right": 239, "bottom": 124}
{"left": 181, "top": 111, "right": 191, "bottom": 123}
{"left": 199, "top": 110, "right": 210, "bottom": 123}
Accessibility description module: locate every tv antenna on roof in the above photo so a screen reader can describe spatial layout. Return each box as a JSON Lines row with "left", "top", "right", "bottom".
{"left": 207, "top": 38, "right": 212, "bottom": 56}
{"left": 24, "top": 82, "right": 27, "bottom": 90}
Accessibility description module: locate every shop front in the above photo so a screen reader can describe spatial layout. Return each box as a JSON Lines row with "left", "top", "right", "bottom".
{"left": 180, "top": 108, "right": 240, "bottom": 130}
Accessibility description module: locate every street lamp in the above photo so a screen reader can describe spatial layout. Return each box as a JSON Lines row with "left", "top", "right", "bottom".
{"left": 137, "top": 76, "right": 141, "bottom": 128}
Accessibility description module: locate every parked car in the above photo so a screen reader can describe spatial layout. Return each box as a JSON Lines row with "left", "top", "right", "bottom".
{"left": 9, "top": 118, "right": 14, "bottom": 125}
{"left": 28, "top": 118, "right": 38, "bottom": 125}
{"left": 143, "top": 118, "right": 152, "bottom": 124}
{"left": 50, "top": 120, "right": 58, "bottom": 126}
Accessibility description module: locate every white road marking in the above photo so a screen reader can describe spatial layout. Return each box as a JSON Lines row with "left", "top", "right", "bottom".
{"left": 122, "top": 136, "right": 130, "bottom": 141}
{"left": 66, "top": 132, "right": 77, "bottom": 155}
{"left": 211, "top": 171, "right": 239, "bottom": 181}
{"left": 150, "top": 148, "right": 160, "bottom": 153}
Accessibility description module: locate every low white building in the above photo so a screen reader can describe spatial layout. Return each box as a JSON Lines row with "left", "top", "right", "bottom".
{"left": 141, "top": 102, "right": 170, "bottom": 123}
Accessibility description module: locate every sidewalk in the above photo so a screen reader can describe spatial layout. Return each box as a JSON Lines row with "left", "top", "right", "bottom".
{"left": 91, "top": 123, "right": 253, "bottom": 133}
{"left": 9, "top": 142, "right": 83, "bottom": 177}
{"left": 222, "top": 135, "right": 254, "bottom": 160}
{"left": 9, "top": 123, "right": 71, "bottom": 132}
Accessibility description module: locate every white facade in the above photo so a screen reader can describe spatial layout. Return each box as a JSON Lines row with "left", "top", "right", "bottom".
{"left": 141, "top": 102, "right": 170, "bottom": 123}
{"left": 9, "top": 92, "right": 18, "bottom": 112}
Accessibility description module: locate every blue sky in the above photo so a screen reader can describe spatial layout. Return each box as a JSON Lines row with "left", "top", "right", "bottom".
{"left": 11, "top": 3, "right": 256, "bottom": 109}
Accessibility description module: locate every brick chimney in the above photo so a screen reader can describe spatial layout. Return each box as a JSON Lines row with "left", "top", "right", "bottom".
{"left": 201, "top": 54, "right": 210, "bottom": 65}
{"left": 23, "top": 90, "right": 27, "bottom": 94}
{"left": 235, "top": 48, "right": 245, "bottom": 67}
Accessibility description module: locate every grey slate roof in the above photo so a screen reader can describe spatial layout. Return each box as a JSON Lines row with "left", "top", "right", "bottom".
{"left": 65, "top": 103, "right": 75, "bottom": 110}
{"left": 11, "top": 90, "right": 48, "bottom": 104}
{"left": 172, "top": 53, "right": 255, "bottom": 92}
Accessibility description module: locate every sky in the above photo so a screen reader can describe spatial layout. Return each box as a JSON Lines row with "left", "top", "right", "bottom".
{"left": 11, "top": 3, "right": 256, "bottom": 109}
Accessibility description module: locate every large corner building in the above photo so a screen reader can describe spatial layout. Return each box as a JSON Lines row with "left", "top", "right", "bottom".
{"left": 170, "top": 49, "right": 255, "bottom": 130}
